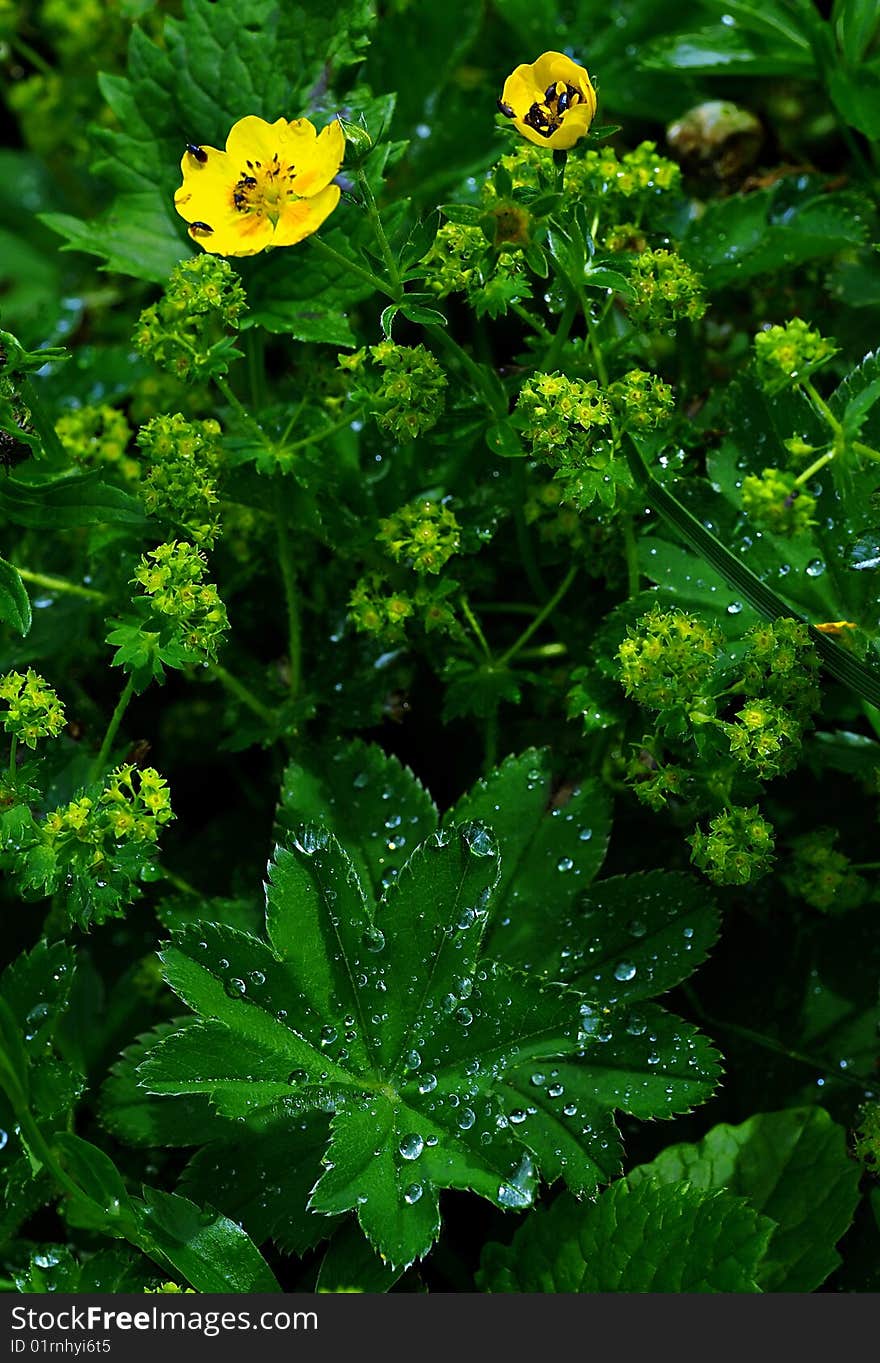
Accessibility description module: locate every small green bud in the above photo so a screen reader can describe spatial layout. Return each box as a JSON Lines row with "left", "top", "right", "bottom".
{"left": 753, "top": 318, "right": 836, "bottom": 393}
{"left": 689, "top": 805, "right": 775, "bottom": 886}
{"left": 741, "top": 467, "right": 816, "bottom": 537}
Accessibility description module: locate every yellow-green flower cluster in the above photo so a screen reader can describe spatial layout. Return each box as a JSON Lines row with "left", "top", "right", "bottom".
{"left": 487, "top": 140, "right": 680, "bottom": 210}
{"left": 725, "top": 698, "right": 802, "bottom": 779}
{"left": 348, "top": 574, "right": 414, "bottom": 642}
{"left": 608, "top": 369, "right": 675, "bottom": 431}
{"left": 617, "top": 606, "right": 722, "bottom": 713}
{"left": 422, "top": 223, "right": 530, "bottom": 319}
{"left": 741, "top": 467, "right": 816, "bottom": 538}
{"left": 0, "top": 670, "right": 65, "bottom": 749}
{"left": 754, "top": 318, "right": 836, "bottom": 393}
{"left": 57, "top": 403, "right": 137, "bottom": 479}
{"left": 517, "top": 372, "right": 612, "bottom": 459}
{"left": 740, "top": 617, "right": 820, "bottom": 718}
{"left": 689, "top": 804, "right": 775, "bottom": 886}
{"left": 338, "top": 342, "right": 447, "bottom": 440}
{"left": 628, "top": 249, "right": 707, "bottom": 325}
{"left": 45, "top": 764, "right": 173, "bottom": 852}
{"left": 626, "top": 753, "right": 687, "bottom": 811}
{"left": 137, "top": 413, "right": 223, "bottom": 547}
{"left": 784, "top": 828, "right": 867, "bottom": 913}
{"left": 135, "top": 256, "right": 247, "bottom": 383}
{"left": 377, "top": 499, "right": 461, "bottom": 575}
{"left": 134, "top": 541, "right": 228, "bottom": 661}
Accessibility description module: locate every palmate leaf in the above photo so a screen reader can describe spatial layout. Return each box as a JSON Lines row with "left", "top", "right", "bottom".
{"left": 140, "top": 824, "right": 585, "bottom": 1269}
{"left": 138, "top": 743, "right": 721, "bottom": 1267}
{"left": 478, "top": 1179, "right": 774, "bottom": 1293}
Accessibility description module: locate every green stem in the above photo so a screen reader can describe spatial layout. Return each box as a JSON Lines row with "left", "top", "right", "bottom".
{"left": 426, "top": 325, "right": 505, "bottom": 417}
{"left": 245, "top": 329, "right": 268, "bottom": 410}
{"left": 794, "top": 449, "right": 835, "bottom": 486}
{"left": 8, "top": 736, "right": 17, "bottom": 782}
{"left": 499, "top": 565, "right": 577, "bottom": 666}
{"left": 161, "top": 867, "right": 203, "bottom": 896}
{"left": 15, "top": 1107, "right": 82, "bottom": 1200}
{"left": 542, "top": 294, "right": 577, "bottom": 372}
{"left": 274, "top": 484, "right": 301, "bottom": 699}
{"left": 459, "top": 595, "right": 493, "bottom": 661}
{"left": 802, "top": 379, "right": 843, "bottom": 436}
{"left": 512, "top": 303, "right": 551, "bottom": 340}
{"left": 513, "top": 462, "right": 549, "bottom": 602}
{"left": 355, "top": 169, "right": 403, "bottom": 299}
{"left": 15, "top": 568, "right": 106, "bottom": 602}
{"left": 622, "top": 514, "right": 640, "bottom": 597}
{"left": 853, "top": 440, "right": 880, "bottom": 463}
{"left": 11, "top": 35, "right": 54, "bottom": 75}
{"left": 553, "top": 148, "right": 568, "bottom": 191}
{"left": 90, "top": 674, "right": 135, "bottom": 781}
{"left": 215, "top": 375, "right": 266, "bottom": 442}
{"left": 280, "top": 407, "right": 361, "bottom": 456}
{"left": 683, "top": 985, "right": 870, "bottom": 1091}
{"left": 208, "top": 663, "right": 275, "bottom": 723}
{"left": 309, "top": 235, "right": 396, "bottom": 299}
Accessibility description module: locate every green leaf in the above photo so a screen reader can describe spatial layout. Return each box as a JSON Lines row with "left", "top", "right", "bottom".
{"left": 133, "top": 1186, "right": 279, "bottom": 1293}
{"left": 317, "top": 1218, "right": 404, "bottom": 1292}
{"left": 0, "top": 556, "right": 32, "bottom": 637}
{"left": 100, "top": 1022, "right": 224, "bottom": 1149}
{"left": 828, "top": 66, "right": 880, "bottom": 140}
{"left": 1, "top": 941, "right": 74, "bottom": 1056}
{"left": 478, "top": 1179, "right": 774, "bottom": 1292}
{"left": 553, "top": 871, "right": 721, "bottom": 1003}
{"left": 140, "top": 825, "right": 593, "bottom": 1268}
{"left": 15, "top": 1246, "right": 155, "bottom": 1293}
{"left": 628, "top": 1107, "right": 862, "bottom": 1291}
{"left": 40, "top": 197, "right": 185, "bottom": 285}
{"left": 681, "top": 184, "right": 869, "bottom": 290}
{"left": 275, "top": 740, "right": 438, "bottom": 897}
{"left": 445, "top": 749, "right": 612, "bottom": 970}
{"left": 0, "top": 471, "right": 145, "bottom": 529}
{"left": 55, "top": 1133, "right": 136, "bottom": 1231}
{"left": 182, "top": 1113, "right": 335, "bottom": 1255}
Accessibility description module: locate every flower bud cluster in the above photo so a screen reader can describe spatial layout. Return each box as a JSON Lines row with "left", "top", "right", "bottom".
{"left": 0, "top": 670, "right": 66, "bottom": 749}
{"left": 45, "top": 764, "right": 173, "bottom": 851}
{"left": 741, "top": 467, "right": 816, "bottom": 537}
{"left": 134, "top": 541, "right": 228, "bottom": 661}
{"left": 689, "top": 804, "right": 775, "bottom": 886}
{"left": 628, "top": 249, "right": 707, "bottom": 325}
{"left": 338, "top": 342, "right": 447, "bottom": 440}
{"left": 377, "top": 498, "right": 461, "bottom": 575}
{"left": 137, "top": 413, "right": 223, "bottom": 547}
{"left": 134, "top": 256, "right": 247, "bottom": 382}
{"left": 57, "top": 403, "right": 137, "bottom": 479}
{"left": 617, "top": 606, "right": 722, "bottom": 713}
{"left": 754, "top": 318, "right": 836, "bottom": 393}
{"left": 783, "top": 828, "right": 868, "bottom": 913}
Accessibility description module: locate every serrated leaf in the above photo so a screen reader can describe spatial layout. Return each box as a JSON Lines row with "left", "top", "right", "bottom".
{"left": 445, "top": 749, "right": 611, "bottom": 970}
{"left": 15, "top": 1245, "right": 155, "bottom": 1293}
{"left": 628, "top": 1107, "right": 861, "bottom": 1292}
{"left": 141, "top": 805, "right": 722, "bottom": 1266}
{"left": 275, "top": 741, "right": 438, "bottom": 896}
{"left": 553, "top": 871, "right": 720, "bottom": 1003}
{"left": 100, "top": 1021, "right": 224, "bottom": 1149}
{"left": 1, "top": 941, "right": 74, "bottom": 1056}
{"left": 140, "top": 826, "right": 592, "bottom": 1267}
{"left": 478, "top": 1179, "right": 774, "bottom": 1292}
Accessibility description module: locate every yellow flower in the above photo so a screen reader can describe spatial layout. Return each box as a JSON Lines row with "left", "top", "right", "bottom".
{"left": 498, "top": 52, "right": 597, "bottom": 150}
{"left": 174, "top": 114, "right": 345, "bottom": 257}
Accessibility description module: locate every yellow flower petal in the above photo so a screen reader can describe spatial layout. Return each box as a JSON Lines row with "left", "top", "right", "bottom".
{"left": 500, "top": 51, "right": 596, "bottom": 150}
{"left": 175, "top": 114, "right": 344, "bottom": 256}
{"left": 272, "top": 183, "right": 341, "bottom": 247}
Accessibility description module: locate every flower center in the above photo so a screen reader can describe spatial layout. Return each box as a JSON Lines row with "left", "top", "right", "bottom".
{"left": 523, "top": 81, "right": 583, "bottom": 138}
{"left": 232, "top": 152, "right": 300, "bottom": 222}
